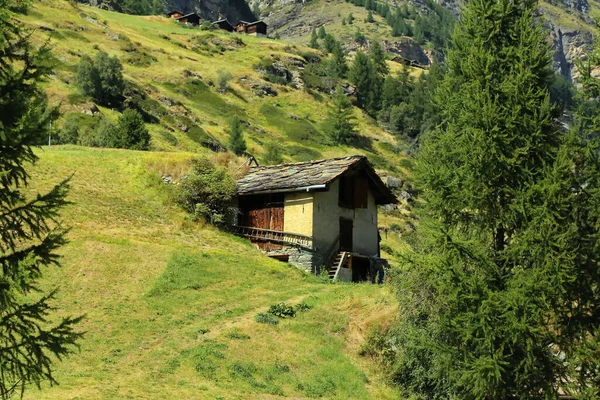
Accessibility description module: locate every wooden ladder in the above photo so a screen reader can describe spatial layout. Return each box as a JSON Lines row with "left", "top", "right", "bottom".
{"left": 328, "top": 252, "right": 348, "bottom": 281}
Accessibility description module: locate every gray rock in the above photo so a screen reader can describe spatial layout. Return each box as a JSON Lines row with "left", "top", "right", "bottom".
{"left": 399, "top": 191, "right": 413, "bottom": 202}
{"left": 386, "top": 176, "right": 404, "bottom": 189}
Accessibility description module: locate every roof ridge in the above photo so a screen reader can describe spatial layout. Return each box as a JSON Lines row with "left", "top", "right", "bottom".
{"left": 251, "top": 155, "right": 365, "bottom": 170}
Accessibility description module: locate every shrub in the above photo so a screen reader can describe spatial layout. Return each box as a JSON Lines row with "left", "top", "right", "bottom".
{"left": 255, "top": 313, "right": 279, "bottom": 325}
{"left": 175, "top": 158, "right": 236, "bottom": 225}
{"left": 295, "top": 302, "right": 312, "bottom": 312}
{"left": 268, "top": 302, "right": 296, "bottom": 318}
{"left": 216, "top": 70, "right": 232, "bottom": 93}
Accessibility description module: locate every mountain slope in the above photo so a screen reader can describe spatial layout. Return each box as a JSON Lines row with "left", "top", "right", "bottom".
{"left": 23, "top": 0, "right": 410, "bottom": 176}
{"left": 23, "top": 146, "right": 401, "bottom": 399}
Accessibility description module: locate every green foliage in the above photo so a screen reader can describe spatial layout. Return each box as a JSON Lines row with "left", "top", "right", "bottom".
{"left": 391, "top": 0, "right": 600, "bottom": 398}
{"left": 348, "top": 50, "right": 381, "bottom": 115}
{"left": 324, "top": 87, "right": 357, "bottom": 145}
{"left": 317, "top": 26, "right": 326, "bottom": 39}
{"left": 255, "top": 313, "right": 279, "bottom": 325}
{"left": 228, "top": 115, "right": 247, "bottom": 155}
{"left": 268, "top": 302, "right": 296, "bottom": 318}
{"left": 216, "top": 70, "right": 233, "bottom": 94}
{"left": 115, "top": 108, "right": 150, "bottom": 150}
{"left": 309, "top": 28, "right": 319, "bottom": 48}
{"left": 262, "top": 142, "right": 284, "bottom": 165}
{"left": 295, "top": 302, "right": 312, "bottom": 312}
{"left": 76, "top": 51, "right": 125, "bottom": 107}
{"left": 174, "top": 158, "right": 236, "bottom": 225}
{"left": 0, "top": 2, "right": 82, "bottom": 397}
{"left": 368, "top": 40, "right": 388, "bottom": 76}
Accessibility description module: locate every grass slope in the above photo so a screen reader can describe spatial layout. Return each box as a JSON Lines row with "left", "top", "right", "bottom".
{"left": 23, "top": 146, "right": 401, "bottom": 399}
{"left": 21, "top": 0, "right": 410, "bottom": 175}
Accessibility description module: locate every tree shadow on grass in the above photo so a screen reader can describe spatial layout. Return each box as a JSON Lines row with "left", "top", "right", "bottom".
{"left": 352, "top": 134, "right": 376, "bottom": 153}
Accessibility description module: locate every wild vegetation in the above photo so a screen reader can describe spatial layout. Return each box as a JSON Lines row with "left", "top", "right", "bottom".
{"left": 0, "top": 2, "right": 82, "bottom": 397}
{"left": 371, "top": 0, "right": 600, "bottom": 397}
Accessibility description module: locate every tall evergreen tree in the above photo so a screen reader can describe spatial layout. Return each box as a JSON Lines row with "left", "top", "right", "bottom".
{"left": 309, "top": 28, "right": 319, "bottom": 49}
{"left": 349, "top": 50, "right": 380, "bottom": 115}
{"left": 392, "top": 0, "right": 600, "bottom": 397}
{"left": 368, "top": 40, "right": 388, "bottom": 76}
{"left": 331, "top": 40, "right": 348, "bottom": 79}
{"left": 317, "top": 26, "right": 326, "bottom": 39}
{"left": 228, "top": 116, "right": 246, "bottom": 156}
{"left": 0, "top": 2, "right": 82, "bottom": 398}
{"left": 324, "top": 87, "right": 357, "bottom": 145}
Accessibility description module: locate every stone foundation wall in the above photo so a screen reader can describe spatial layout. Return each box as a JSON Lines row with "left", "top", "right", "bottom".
{"left": 266, "top": 246, "right": 317, "bottom": 273}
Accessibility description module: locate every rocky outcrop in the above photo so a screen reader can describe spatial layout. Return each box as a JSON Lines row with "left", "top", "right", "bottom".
{"left": 383, "top": 38, "right": 432, "bottom": 66}
{"left": 548, "top": 23, "right": 593, "bottom": 80}
{"left": 81, "top": 0, "right": 256, "bottom": 23}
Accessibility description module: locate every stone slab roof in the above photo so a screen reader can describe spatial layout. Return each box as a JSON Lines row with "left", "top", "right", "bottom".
{"left": 237, "top": 155, "right": 397, "bottom": 204}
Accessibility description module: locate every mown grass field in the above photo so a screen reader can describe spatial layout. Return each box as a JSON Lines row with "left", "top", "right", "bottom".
{"left": 23, "top": 146, "right": 402, "bottom": 399}
{"left": 20, "top": 0, "right": 413, "bottom": 177}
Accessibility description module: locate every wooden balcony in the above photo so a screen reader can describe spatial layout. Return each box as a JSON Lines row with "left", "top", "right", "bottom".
{"left": 232, "top": 226, "right": 313, "bottom": 251}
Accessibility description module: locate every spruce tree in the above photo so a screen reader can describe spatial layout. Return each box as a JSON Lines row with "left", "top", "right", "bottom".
{"left": 392, "top": 0, "right": 600, "bottom": 397}
{"left": 324, "top": 87, "right": 357, "bottom": 145}
{"left": 331, "top": 40, "right": 348, "bottom": 79}
{"left": 309, "top": 29, "right": 319, "bottom": 48}
{"left": 317, "top": 26, "right": 326, "bottom": 39}
{"left": 228, "top": 116, "right": 246, "bottom": 156}
{"left": 368, "top": 40, "right": 388, "bottom": 76}
{"left": 349, "top": 50, "right": 381, "bottom": 115}
{"left": 0, "top": 2, "right": 82, "bottom": 398}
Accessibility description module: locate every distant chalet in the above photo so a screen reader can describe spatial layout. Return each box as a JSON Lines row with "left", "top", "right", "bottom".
{"left": 175, "top": 12, "right": 202, "bottom": 26}
{"left": 166, "top": 10, "right": 184, "bottom": 19}
{"left": 212, "top": 18, "right": 234, "bottom": 32}
{"left": 234, "top": 156, "right": 397, "bottom": 282}
{"left": 166, "top": 11, "right": 268, "bottom": 35}
{"left": 235, "top": 20, "right": 268, "bottom": 36}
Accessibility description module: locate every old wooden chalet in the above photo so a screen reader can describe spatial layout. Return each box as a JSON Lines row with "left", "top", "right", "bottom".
{"left": 176, "top": 12, "right": 202, "bottom": 26}
{"left": 235, "top": 20, "right": 268, "bottom": 36}
{"left": 212, "top": 18, "right": 235, "bottom": 32}
{"left": 166, "top": 10, "right": 184, "bottom": 19}
{"left": 234, "top": 156, "right": 397, "bottom": 282}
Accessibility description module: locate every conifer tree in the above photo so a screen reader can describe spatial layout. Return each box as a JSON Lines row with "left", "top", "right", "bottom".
{"left": 368, "top": 40, "right": 388, "bottom": 76}
{"left": 0, "top": 2, "right": 82, "bottom": 398}
{"left": 228, "top": 116, "right": 246, "bottom": 156}
{"left": 392, "top": 0, "right": 600, "bottom": 397}
{"left": 309, "top": 29, "right": 319, "bottom": 49}
{"left": 324, "top": 87, "right": 357, "bottom": 145}
{"left": 317, "top": 26, "right": 326, "bottom": 39}
{"left": 349, "top": 50, "right": 381, "bottom": 115}
{"left": 331, "top": 40, "right": 348, "bottom": 78}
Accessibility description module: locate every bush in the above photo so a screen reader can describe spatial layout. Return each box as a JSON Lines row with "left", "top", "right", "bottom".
{"left": 175, "top": 158, "right": 237, "bottom": 225}
{"left": 295, "top": 302, "right": 312, "bottom": 312}
{"left": 268, "top": 302, "right": 296, "bottom": 318}
{"left": 255, "top": 313, "right": 279, "bottom": 325}
{"left": 216, "top": 70, "right": 232, "bottom": 93}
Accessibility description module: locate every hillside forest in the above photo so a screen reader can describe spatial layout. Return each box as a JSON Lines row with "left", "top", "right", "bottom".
{"left": 2, "top": 0, "right": 600, "bottom": 398}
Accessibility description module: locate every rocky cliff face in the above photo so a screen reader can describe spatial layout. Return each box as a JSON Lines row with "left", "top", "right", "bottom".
{"left": 83, "top": 0, "right": 256, "bottom": 22}
{"left": 164, "top": 0, "right": 256, "bottom": 22}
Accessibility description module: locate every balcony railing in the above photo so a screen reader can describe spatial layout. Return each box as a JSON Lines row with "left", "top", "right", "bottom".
{"left": 233, "top": 226, "right": 313, "bottom": 250}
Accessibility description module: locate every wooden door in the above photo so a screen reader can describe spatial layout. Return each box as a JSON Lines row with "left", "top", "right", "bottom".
{"left": 339, "top": 218, "right": 353, "bottom": 252}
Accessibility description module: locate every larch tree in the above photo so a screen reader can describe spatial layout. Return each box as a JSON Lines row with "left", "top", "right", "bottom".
{"left": 325, "top": 87, "right": 357, "bottom": 145}
{"left": 228, "top": 116, "right": 247, "bottom": 156}
{"left": 392, "top": 0, "right": 600, "bottom": 398}
{"left": 0, "top": 2, "right": 82, "bottom": 398}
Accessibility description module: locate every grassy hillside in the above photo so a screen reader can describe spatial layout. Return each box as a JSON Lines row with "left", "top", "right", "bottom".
{"left": 20, "top": 0, "right": 411, "bottom": 176}
{"left": 22, "top": 146, "right": 401, "bottom": 399}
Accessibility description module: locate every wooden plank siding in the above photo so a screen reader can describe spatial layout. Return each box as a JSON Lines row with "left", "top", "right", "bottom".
{"left": 239, "top": 194, "right": 284, "bottom": 250}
